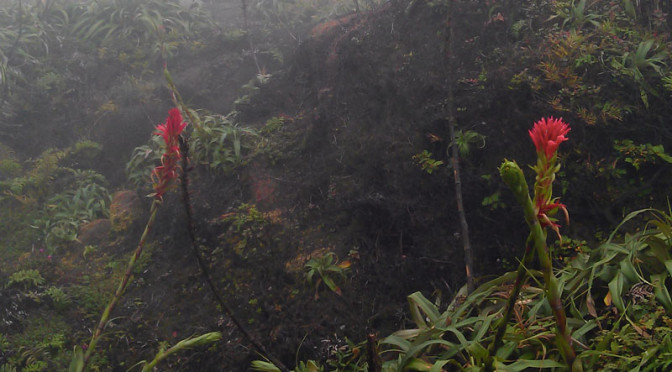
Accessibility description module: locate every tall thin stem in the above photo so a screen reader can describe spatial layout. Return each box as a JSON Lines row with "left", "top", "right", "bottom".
{"left": 446, "top": 0, "right": 474, "bottom": 293}
{"left": 491, "top": 234, "right": 535, "bottom": 352}
{"left": 241, "top": 0, "right": 261, "bottom": 74}
{"left": 178, "top": 138, "right": 290, "bottom": 372}
{"left": 80, "top": 200, "right": 160, "bottom": 371}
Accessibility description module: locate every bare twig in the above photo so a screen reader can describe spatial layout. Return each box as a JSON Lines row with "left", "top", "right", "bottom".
{"left": 446, "top": 0, "right": 475, "bottom": 293}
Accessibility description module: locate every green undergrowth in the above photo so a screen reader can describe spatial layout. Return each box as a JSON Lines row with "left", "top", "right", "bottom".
{"left": 2, "top": 0, "right": 672, "bottom": 371}
{"left": 252, "top": 207, "right": 672, "bottom": 371}
{"left": 0, "top": 140, "right": 111, "bottom": 259}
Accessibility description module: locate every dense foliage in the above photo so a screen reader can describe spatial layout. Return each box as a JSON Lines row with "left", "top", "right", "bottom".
{"left": 0, "top": 0, "right": 671, "bottom": 371}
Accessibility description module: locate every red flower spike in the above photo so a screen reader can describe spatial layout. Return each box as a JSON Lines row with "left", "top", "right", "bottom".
{"left": 528, "top": 117, "right": 570, "bottom": 160}
{"left": 529, "top": 117, "right": 570, "bottom": 239}
{"left": 152, "top": 108, "right": 188, "bottom": 200}
{"left": 155, "top": 108, "right": 188, "bottom": 145}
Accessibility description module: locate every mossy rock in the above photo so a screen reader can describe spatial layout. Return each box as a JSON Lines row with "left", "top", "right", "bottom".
{"left": 77, "top": 218, "right": 112, "bottom": 247}
{"left": 109, "top": 190, "right": 143, "bottom": 233}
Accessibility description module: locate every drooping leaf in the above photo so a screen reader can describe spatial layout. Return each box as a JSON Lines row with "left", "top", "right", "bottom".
{"left": 407, "top": 292, "right": 441, "bottom": 328}
{"left": 607, "top": 271, "right": 626, "bottom": 312}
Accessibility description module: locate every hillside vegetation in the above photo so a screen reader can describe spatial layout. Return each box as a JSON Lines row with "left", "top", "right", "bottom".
{"left": 1, "top": 0, "right": 672, "bottom": 371}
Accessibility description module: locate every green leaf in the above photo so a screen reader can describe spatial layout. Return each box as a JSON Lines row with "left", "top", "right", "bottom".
{"left": 429, "top": 360, "right": 449, "bottom": 372}
{"left": 608, "top": 271, "right": 626, "bottom": 313}
{"left": 68, "top": 346, "right": 84, "bottom": 372}
{"left": 405, "top": 358, "right": 433, "bottom": 371}
{"left": 321, "top": 275, "right": 339, "bottom": 294}
{"left": 466, "top": 341, "right": 489, "bottom": 362}
{"left": 572, "top": 319, "right": 598, "bottom": 340}
{"left": 494, "top": 341, "right": 517, "bottom": 360}
{"left": 392, "top": 329, "right": 423, "bottom": 339}
{"left": 647, "top": 235, "right": 672, "bottom": 263}
{"left": 494, "top": 358, "right": 565, "bottom": 371}
{"left": 250, "top": 360, "right": 281, "bottom": 372}
{"left": 400, "top": 339, "right": 458, "bottom": 368}
{"left": 665, "top": 260, "right": 672, "bottom": 280}
{"left": 651, "top": 273, "right": 672, "bottom": 311}
{"left": 407, "top": 292, "right": 441, "bottom": 328}
{"left": 656, "top": 151, "right": 672, "bottom": 163}
{"left": 382, "top": 334, "right": 412, "bottom": 352}
{"left": 619, "top": 258, "right": 640, "bottom": 283}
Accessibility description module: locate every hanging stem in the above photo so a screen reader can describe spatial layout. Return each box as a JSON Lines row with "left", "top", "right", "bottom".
{"left": 80, "top": 200, "right": 161, "bottom": 371}
{"left": 178, "top": 138, "right": 290, "bottom": 372}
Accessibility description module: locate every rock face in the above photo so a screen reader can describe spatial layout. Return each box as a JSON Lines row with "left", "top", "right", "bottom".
{"left": 78, "top": 219, "right": 112, "bottom": 246}
{"left": 110, "top": 190, "right": 143, "bottom": 233}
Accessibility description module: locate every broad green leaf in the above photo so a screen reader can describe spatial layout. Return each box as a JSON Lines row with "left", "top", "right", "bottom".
{"left": 83, "top": 19, "right": 107, "bottom": 40}
{"left": 428, "top": 360, "right": 449, "bottom": 372}
{"left": 608, "top": 271, "right": 626, "bottom": 313}
{"left": 393, "top": 329, "right": 423, "bottom": 339}
{"left": 250, "top": 360, "right": 281, "bottom": 372}
{"left": 665, "top": 260, "right": 672, "bottom": 279}
{"left": 652, "top": 273, "right": 672, "bottom": 311}
{"left": 407, "top": 292, "right": 441, "bottom": 328}
{"left": 443, "top": 326, "right": 469, "bottom": 348}
{"left": 321, "top": 275, "right": 339, "bottom": 293}
{"left": 494, "top": 341, "right": 517, "bottom": 360}
{"left": 647, "top": 236, "right": 672, "bottom": 263}
{"left": 68, "top": 346, "right": 84, "bottom": 372}
{"left": 404, "top": 358, "right": 432, "bottom": 371}
{"left": 382, "top": 334, "right": 412, "bottom": 352}
{"left": 572, "top": 319, "right": 598, "bottom": 340}
{"left": 470, "top": 314, "right": 495, "bottom": 343}
{"left": 494, "top": 358, "right": 565, "bottom": 371}
{"left": 619, "top": 258, "right": 640, "bottom": 283}
{"left": 466, "top": 341, "right": 489, "bottom": 363}
{"left": 400, "top": 339, "right": 457, "bottom": 368}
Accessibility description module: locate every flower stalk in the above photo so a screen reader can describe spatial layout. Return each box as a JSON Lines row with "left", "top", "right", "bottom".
{"left": 80, "top": 199, "right": 160, "bottom": 369}
{"left": 76, "top": 108, "right": 187, "bottom": 371}
{"left": 492, "top": 117, "right": 579, "bottom": 370}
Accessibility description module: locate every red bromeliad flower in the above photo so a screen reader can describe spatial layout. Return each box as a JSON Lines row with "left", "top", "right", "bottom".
{"left": 528, "top": 116, "right": 570, "bottom": 160}
{"left": 152, "top": 108, "right": 188, "bottom": 200}
{"left": 529, "top": 117, "right": 570, "bottom": 238}
{"left": 535, "top": 195, "right": 569, "bottom": 231}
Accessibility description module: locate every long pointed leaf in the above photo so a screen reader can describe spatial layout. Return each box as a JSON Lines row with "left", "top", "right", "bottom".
{"left": 408, "top": 292, "right": 441, "bottom": 328}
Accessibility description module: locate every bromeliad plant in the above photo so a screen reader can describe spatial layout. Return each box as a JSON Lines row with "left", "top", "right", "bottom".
{"left": 304, "top": 251, "right": 351, "bottom": 298}
{"left": 494, "top": 117, "right": 580, "bottom": 370}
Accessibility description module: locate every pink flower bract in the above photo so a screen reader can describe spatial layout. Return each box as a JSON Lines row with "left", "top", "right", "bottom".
{"left": 152, "top": 108, "right": 188, "bottom": 200}
{"left": 528, "top": 117, "right": 570, "bottom": 159}
{"left": 155, "top": 108, "right": 188, "bottom": 148}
